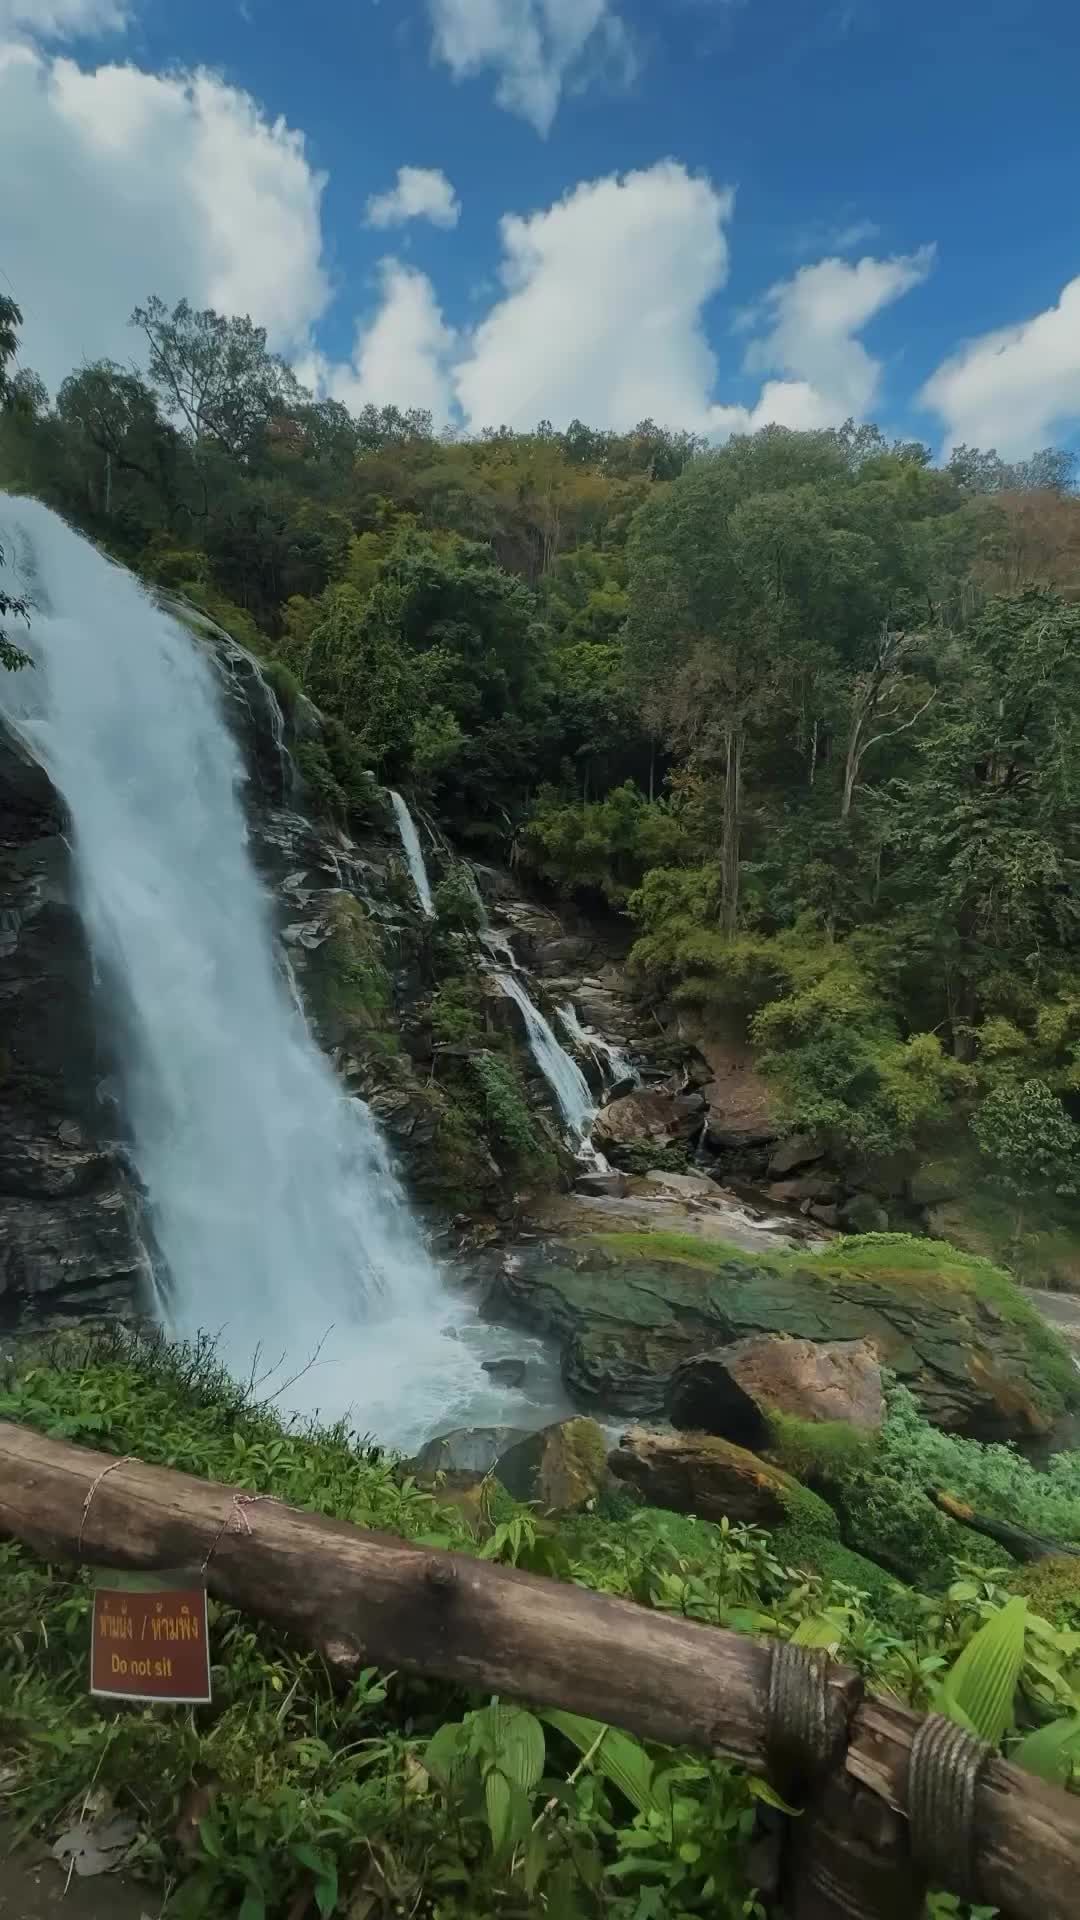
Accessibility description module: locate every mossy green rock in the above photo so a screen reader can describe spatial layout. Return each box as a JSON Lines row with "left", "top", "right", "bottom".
{"left": 608, "top": 1426, "right": 838, "bottom": 1534}
{"left": 304, "top": 893, "right": 394, "bottom": 1048}
{"left": 494, "top": 1417, "right": 609, "bottom": 1512}
{"left": 489, "top": 1231, "right": 1079, "bottom": 1441}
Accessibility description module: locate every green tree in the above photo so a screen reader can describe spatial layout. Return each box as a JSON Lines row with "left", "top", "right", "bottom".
{"left": 303, "top": 581, "right": 418, "bottom": 766}
{"left": 130, "top": 295, "right": 303, "bottom": 460}
{"left": 948, "top": 443, "right": 1076, "bottom": 496}
{"left": 55, "top": 361, "right": 184, "bottom": 529}
{"left": 972, "top": 1078, "right": 1080, "bottom": 1236}
{"left": 892, "top": 589, "right": 1080, "bottom": 1056}
{"left": 625, "top": 436, "right": 864, "bottom": 931}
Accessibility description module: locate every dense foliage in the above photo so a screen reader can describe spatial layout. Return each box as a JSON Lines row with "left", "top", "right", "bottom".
{"left": 3, "top": 1332, "right": 1080, "bottom": 1919}
{"left": 4, "top": 293, "right": 1080, "bottom": 1239}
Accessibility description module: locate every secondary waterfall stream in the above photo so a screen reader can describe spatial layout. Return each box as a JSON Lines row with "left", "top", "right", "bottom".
{"left": 558, "top": 1002, "right": 637, "bottom": 1091}
{"left": 496, "top": 972, "right": 599, "bottom": 1153}
{"left": 0, "top": 497, "right": 564, "bottom": 1447}
{"left": 389, "top": 790, "right": 436, "bottom": 918}
{"left": 462, "top": 869, "right": 604, "bottom": 1158}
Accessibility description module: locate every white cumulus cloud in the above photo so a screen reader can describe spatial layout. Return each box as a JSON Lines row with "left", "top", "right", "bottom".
{"left": 0, "top": 43, "right": 330, "bottom": 394}
{"left": 428, "top": 0, "right": 636, "bottom": 135}
{"left": 453, "top": 162, "right": 734, "bottom": 431}
{"left": 0, "top": 0, "right": 127, "bottom": 36}
{"left": 319, "top": 170, "right": 931, "bottom": 441}
{"left": 919, "top": 276, "right": 1080, "bottom": 457}
{"left": 709, "top": 246, "right": 935, "bottom": 438}
{"left": 306, "top": 260, "right": 457, "bottom": 423}
{"left": 365, "top": 164, "right": 460, "bottom": 230}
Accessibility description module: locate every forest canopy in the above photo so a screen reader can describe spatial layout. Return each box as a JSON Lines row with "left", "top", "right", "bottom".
{"left": 3, "top": 291, "right": 1080, "bottom": 1207}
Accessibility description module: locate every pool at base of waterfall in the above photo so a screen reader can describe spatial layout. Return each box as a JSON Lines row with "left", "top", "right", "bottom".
{"left": 214, "top": 1299, "right": 575, "bottom": 1456}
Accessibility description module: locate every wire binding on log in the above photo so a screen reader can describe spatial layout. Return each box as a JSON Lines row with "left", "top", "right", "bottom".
{"left": 907, "top": 1711, "right": 992, "bottom": 1903}
{"left": 766, "top": 1640, "right": 834, "bottom": 1787}
{"left": 77, "top": 1456, "right": 136, "bottom": 1553}
{"left": 200, "top": 1493, "right": 271, "bottom": 1571}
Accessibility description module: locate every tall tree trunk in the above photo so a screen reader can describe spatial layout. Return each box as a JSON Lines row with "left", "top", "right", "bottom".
{"left": 721, "top": 725, "right": 741, "bottom": 935}
{"left": 841, "top": 717, "right": 862, "bottom": 821}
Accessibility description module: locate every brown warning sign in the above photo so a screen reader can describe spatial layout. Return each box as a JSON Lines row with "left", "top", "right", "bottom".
{"left": 90, "top": 1583, "right": 212, "bottom": 1704}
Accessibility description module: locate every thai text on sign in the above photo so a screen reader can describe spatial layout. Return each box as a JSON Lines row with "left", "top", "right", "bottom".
{"left": 90, "top": 1582, "right": 212, "bottom": 1704}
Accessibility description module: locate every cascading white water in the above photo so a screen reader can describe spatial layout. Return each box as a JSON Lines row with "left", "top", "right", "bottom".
{"left": 0, "top": 496, "right": 508, "bottom": 1447}
{"left": 460, "top": 865, "right": 602, "bottom": 1157}
{"left": 389, "top": 790, "right": 436, "bottom": 918}
{"left": 497, "top": 971, "right": 598, "bottom": 1149}
{"left": 461, "top": 862, "right": 519, "bottom": 969}
{"left": 558, "top": 1002, "right": 637, "bottom": 1090}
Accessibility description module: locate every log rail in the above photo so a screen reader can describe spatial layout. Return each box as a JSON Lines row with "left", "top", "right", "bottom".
{"left": 2, "top": 1419, "right": 1078, "bottom": 1919}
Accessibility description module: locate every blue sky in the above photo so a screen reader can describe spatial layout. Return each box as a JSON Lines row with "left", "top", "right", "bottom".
{"left": 2, "top": 0, "right": 1078, "bottom": 456}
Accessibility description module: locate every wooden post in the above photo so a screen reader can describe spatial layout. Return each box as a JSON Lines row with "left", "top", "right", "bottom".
{"left": 784, "top": 1769, "right": 925, "bottom": 1920}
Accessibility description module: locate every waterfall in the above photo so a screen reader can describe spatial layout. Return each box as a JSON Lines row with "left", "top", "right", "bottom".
{"left": 461, "top": 865, "right": 602, "bottom": 1158}
{"left": 462, "top": 864, "right": 519, "bottom": 969}
{"left": 0, "top": 497, "right": 498, "bottom": 1448}
{"left": 497, "top": 972, "right": 597, "bottom": 1149}
{"left": 558, "top": 1002, "right": 636, "bottom": 1090}
{"left": 389, "top": 790, "right": 436, "bottom": 918}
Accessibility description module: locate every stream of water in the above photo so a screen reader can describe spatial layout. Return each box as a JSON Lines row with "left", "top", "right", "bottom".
{"left": 496, "top": 971, "right": 599, "bottom": 1151}
{"left": 389, "top": 790, "right": 436, "bottom": 918}
{"left": 0, "top": 498, "right": 569, "bottom": 1447}
{"left": 558, "top": 1002, "right": 636, "bottom": 1090}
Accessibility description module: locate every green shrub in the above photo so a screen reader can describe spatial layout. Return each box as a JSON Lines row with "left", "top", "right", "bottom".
{"left": 305, "top": 893, "right": 393, "bottom": 1043}
{"left": 870, "top": 1385, "right": 1080, "bottom": 1544}
{"left": 769, "top": 1519, "right": 908, "bottom": 1611}
{"left": 765, "top": 1412, "right": 876, "bottom": 1485}
{"left": 429, "top": 978, "right": 486, "bottom": 1046}
{"left": 262, "top": 656, "right": 302, "bottom": 714}
{"left": 627, "top": 910, "right": 973, "bottom": 1163}
{"left": 468, "top": 1051, "right": 556, "bottom": 1177}
{"left": 522, "top": 782, "right": 689, "bottom": 907}
{"left": 432, "top": 862, "right": 485, "bottom": 933}
{"left": 294, "top": 738, "right": 346, "bottom": 819}
{"left": 1009, "top": 1555, "right": 1080, "bottom": 1622}
{"left": 322, "top": 716, "right": 377, "bottom": 818}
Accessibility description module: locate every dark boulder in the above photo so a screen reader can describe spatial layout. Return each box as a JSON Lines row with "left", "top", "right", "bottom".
{"left": 494, "top": 1417, "right": 609, "bottom": 1511}
{"left": 412, "top": 1426, "right": 530, "bottom": 1478}
{"left": 482, "top": 1356, "right": 528, "bottom": 1388}
{"left": 666, "top": 1336, "right": 884, "bottom": 1444}
{"left": 608, "top": 1426, "right": 837, "bottom": 1532}
{"left": 593, "top": 1088, "right": 705, "bottom": 1156}
{"left": 767, "top": 1134, "right": 825, "bottom": 1178}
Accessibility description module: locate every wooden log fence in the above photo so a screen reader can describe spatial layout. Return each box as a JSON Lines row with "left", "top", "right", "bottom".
{"left": 2, "top": 1418, "right": 1079, "bottom": 1919}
